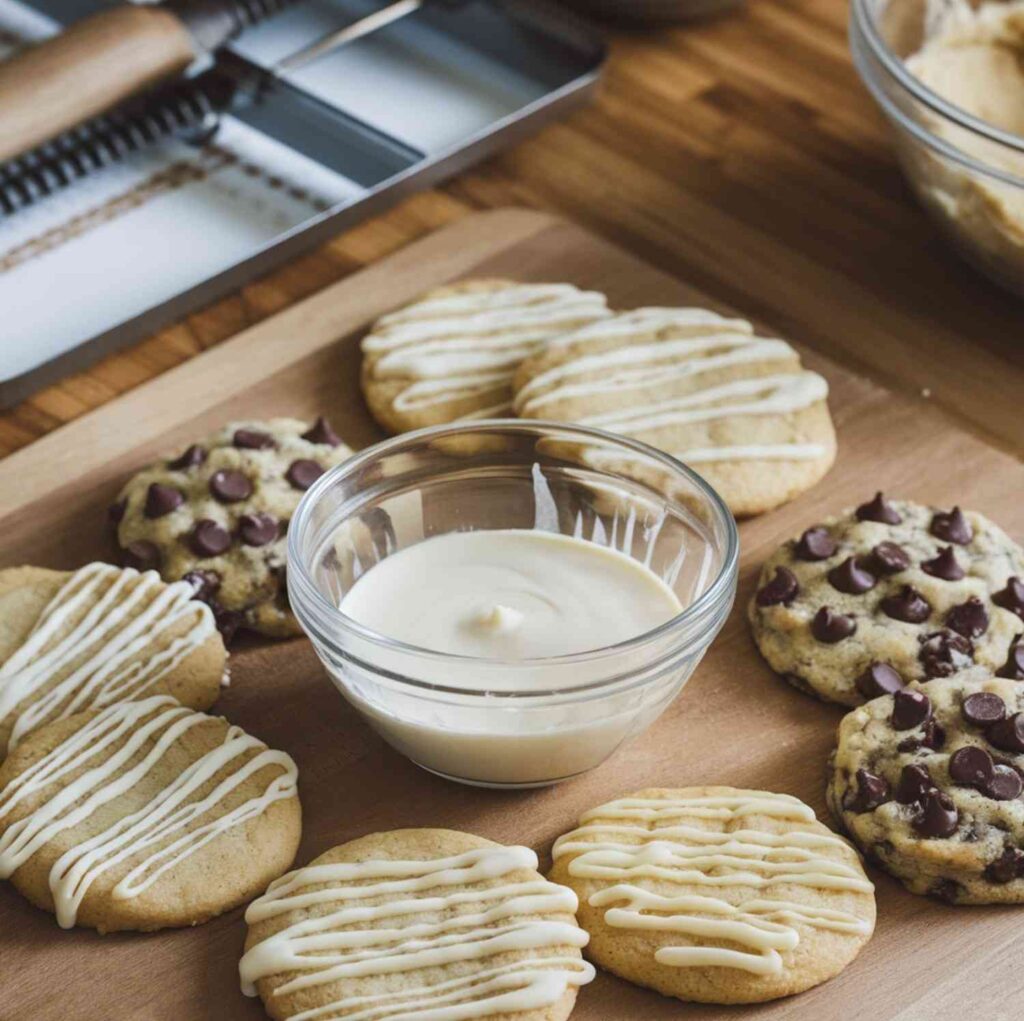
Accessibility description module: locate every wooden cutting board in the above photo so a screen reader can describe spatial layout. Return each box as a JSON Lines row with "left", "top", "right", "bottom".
{"left": 1, "top": 209, "right": 1022, "bottom": 1021}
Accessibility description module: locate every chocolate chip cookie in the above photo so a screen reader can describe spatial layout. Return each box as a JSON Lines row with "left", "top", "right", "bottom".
{"left": 828, "top": 668, "right": 1024, "bottom": 904}
{"left": 111, "top": 418, "right": 352, "bottom": 640}
{"left": 748, "top": 495, "right": 1024, "bottom": 705}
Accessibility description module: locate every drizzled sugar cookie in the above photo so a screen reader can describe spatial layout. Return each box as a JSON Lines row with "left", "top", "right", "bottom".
{"left": 241, "top": 828, "right": 594, "bottom": 1021}
{"left": 0, "top": 563, "right": 225, "bottom": 759}
{"left": 550, "top": 787, "right": 874, "bottom": 1005}
{"left": 111, "top": 417, "right": 352, "bottom": 640}
{"left": 512, "top": 308, "right": 836, "bottom": 517}
{"left": 361, "top": 279, "right": 610, "bottom": 434}
{"left": 749, "top": 495, "right": 1024, "bottom": 706}
{"left": 0, "top": 696, "right": 300, "bottom": 931}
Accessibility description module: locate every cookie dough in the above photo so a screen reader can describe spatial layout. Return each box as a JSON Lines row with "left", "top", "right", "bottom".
{"left": 828, "top": 666, "right": 1024, "bottom": 903}
{"left": 903, "top": 0, "right": 1024, "bottom": 288}
{"left": 241, "top": 828, "right": 594, "bottom": 1021}
{"left": 0, "top": 695, "right": 300, "bottom": 931}
{"left": 111, "top": 417, "right": 352, "bottom": 640}
{"left": 361, "top": 279, "right": 610, "bottom": 434}
{"left": 512, "top": 307, "right": 836, "bottom": 517}
{"left": 749, "top": 494, "right": 1024, "bottom": 706}
{"left": 550, "top": 787, "right": 875, "bottom": 1004}
{"left": 0, "top": 562, "right": 224, "bottom": 758}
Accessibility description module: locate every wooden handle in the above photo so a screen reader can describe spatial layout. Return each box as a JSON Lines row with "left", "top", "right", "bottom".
{"left": 0, "top": 6, "right": 198, "bottom": 163}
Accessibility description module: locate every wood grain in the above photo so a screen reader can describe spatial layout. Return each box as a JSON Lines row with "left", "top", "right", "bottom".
{"left": 0, "top": 0, "right": 1020, "bottom": 459}
{"left": 0, "top": 212, "right": 1021, "bottom": 1020}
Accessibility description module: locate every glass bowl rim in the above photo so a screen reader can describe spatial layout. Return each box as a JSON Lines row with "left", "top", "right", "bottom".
{"left": 287, "top": 418, "right": 740, "bottom": 676}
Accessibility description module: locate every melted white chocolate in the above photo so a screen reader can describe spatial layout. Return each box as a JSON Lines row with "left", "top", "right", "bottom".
{"left": 0, "top": 696, "right": 298, "bottom": 928}
{"left": 240, "top": 844, "right": 595, "bottom": 1020}
{"left": 0, "top": 563, "right": 217, "bottom": 749}
{"left": 362, "top": 283, "right": 610, "bottom": 415}
{"left": 553, "top": 793, "right": 872, "bottom": 976}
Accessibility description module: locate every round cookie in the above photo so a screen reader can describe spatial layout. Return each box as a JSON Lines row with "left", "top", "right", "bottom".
{"left": 512, "top": 307, "right": 837, "bottom": 517}
{"left": 0, "top": 695, "right": 300, "bottom": 931}
{"left": 749, "top": 494, "right": 1024, "bottom": 706}
{"left": 361, "top": 279, "right": 610, "bottom": 434}
{"left": 828, "top": 667, "right": 1024, "bottom": 903}
{"left": 241, "top": 828, "right": 594, "bottom": 1021}
{"left": 0, "top": 562, "right": 225, "bottom": 759}
{"left": 111, "top": 417, "right": 352, "bottom": 639}
{"left": 550, "top": 787, "right": 874, "bottom": 1004}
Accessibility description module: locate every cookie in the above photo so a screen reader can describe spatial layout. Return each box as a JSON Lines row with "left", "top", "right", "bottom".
{"left": 361, "top": 279, "right": 610, "bottom": 434}
{"left": 0, "top": 695, "right": 299, "bottom": 931}
{"left": 111, "top": 417, "right": 352, "bottom": 639}
{"left": 241, "top": 828, "right": 594, "bottom": 1021}
{"left": 550, "top": 787, "right": 874, "bottom": 1004}
{"left": 0, "top": 562, "right": 225, "bottom": 759}
{"left": 749, "top": 494, "right": 1024, "bottom": 706}
{"left": 828, "top": 667, "right": 1024, "bottom": 903}
{"left": 512, "top": 307, "right": 836, "bottom": 517}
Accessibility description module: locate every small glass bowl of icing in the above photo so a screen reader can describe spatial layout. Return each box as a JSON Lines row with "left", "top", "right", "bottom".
{"left": 288, "top": 420, "right": 738, "bottom": 788}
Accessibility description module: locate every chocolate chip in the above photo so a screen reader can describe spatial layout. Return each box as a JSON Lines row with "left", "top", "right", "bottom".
{"left": 755, "top": 566, "right": 800, "bottom": 607}
{"left": 856, "top": 662, "right": 905, "bottom": 699}
{"left": 233, "top": 428, "right": 276, "bottom": 450}
{"left": 919, "top": 628, "right": 974, "bottom": 679}
{"left": 847, "top": 769, "right": 890, "bottom": 812}
{"left": 994, "top": 577, "right": 1024, "bottom": 620}
{"left": 962, "top": 692, "right": 1007, "bottom": 727}
{"left": 213, "top": 607, "right": 244, "bottom": 644}
{"left": 301, "top": 416, "right": 341, "bottom": 447}
{"left": 945, "top": 598, "right": 989, "bottom": 639}
{"left": 286, "top": 458, "right": 324, "bottom": 491}
{"left": 985, "top": 846, "right": 1024, "bottom": 883}
{"left": 881, "top": 585, "right": 931, "bottom": 624}
{"left": 795, "top": 526, "right": 837, "bottom": 561}
{"left": 209, "top": 469, "right": 252, "bottom": 504}
{"left": 239, "top": 512, "right": 279, "bottom": 547}
{"left": 189, "top": 520, "right": 231, "bottom": 558}
{"left": 144, "top": 483, "right": 184, "bottom": 519}
{"left": 998, "top": 636, "right": 1024, "bottom": 680}
{"left": 930, "top": 506, "right": 973, "bottom": 545}
{"left": 122, "top": 540, "right": 160, "bottom": 572}
{"left": 168, "top": 444, "right": 206, "bottom": 470}
{"left": 811, "top": 607, "right": 856, "bottom": 643}
{"left": 983, "top": 764, "right": 1023, "bottom": 802}
{"left": 921, "top": 546, "right": 965, "bottom": 581}
{"left": 827, "top": 556, "right": 877, "bottom": 595}
{"left": 891, "top": 689, "right": 932, "bottom": 730}
{"left": 870, "top": 541, "right": 910, "bottom": 575}
{"left": 988, "top": 713, "right": 1024, "bottom": 754}
{"left": 914, "top": 789, "right": 959, "bottom": 838}
{"left": 949, "top": 745, "right": 995, "bottom": 786}
{"left": 895, "top": 763, "right": 935, "bottom": 804}
{"left": 856, "top": 492, "right": 901, "bottom": 524}
{"left": 930, "top": 878, "right": 961, "bottom": 902}
{"left": 108, "top": 498, "right": 126, "bottom": 526}
{"left": 182, "top": 569, "right": 221, "bottom": 603}
{"left": 920, "top": 719, "right": 946, "bottom": 750}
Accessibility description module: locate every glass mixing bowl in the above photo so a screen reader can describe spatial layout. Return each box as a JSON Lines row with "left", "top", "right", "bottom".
{"left": 287, "top": 420, "right": 738, "bottom": 788}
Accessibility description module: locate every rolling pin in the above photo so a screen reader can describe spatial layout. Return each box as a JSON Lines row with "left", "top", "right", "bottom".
{"left": 0, "top": 0, "right": 301, "bottom": 163}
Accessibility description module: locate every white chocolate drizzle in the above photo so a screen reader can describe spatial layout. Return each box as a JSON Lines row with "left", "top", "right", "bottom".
{"left": 240, "top": 844, "right": 595, "bottom": 1020}
{"left": 0, "top": 696, "right": 297, "bottom": 928}
{"left": 362, "top": 284, "right": 609, "bottom": 414}
{"left": 0, "top": 563, "right": 217, "bottom": 750}
{"left": 513, "top": 308, "right": 830, "bottom": 466}
{"left": 552, "top": 793, "right": 872, "bottom": 977}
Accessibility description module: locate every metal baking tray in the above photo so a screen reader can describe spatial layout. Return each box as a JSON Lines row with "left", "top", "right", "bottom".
{"left": 0, "top": 0, "right": 604, "bottom": 407}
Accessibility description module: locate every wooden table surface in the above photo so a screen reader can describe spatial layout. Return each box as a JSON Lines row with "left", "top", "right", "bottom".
{"left": 0, "top": 0, "right": 1020, "bottom": 459}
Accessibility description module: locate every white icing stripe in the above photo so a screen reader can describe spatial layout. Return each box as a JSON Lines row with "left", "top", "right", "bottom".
{"left": 240, "top": 845, "right": 594, "bottom": 1019}
{"left": 583, "top": 443, "right": 828, "bottom": 469}
{"left": 362, "top": 283, "right": 609, "bottom": 415}
{"left": 542, "top": 307, "right": 753, "bottom": 350}
{"left": 552, "top": 795, "right": 871, "bottom": 977}
{"left": 0, "top": 563, "right": 216, "bottom": 749}
{"left": 0, "top": 696, "right": 297, "bottom": 928}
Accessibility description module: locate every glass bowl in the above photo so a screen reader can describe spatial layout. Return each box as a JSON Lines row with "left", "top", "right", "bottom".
{"left": 850, "top": 0, "right": 1024, "bottom": 296}
{"left": 287, "top": 420, "right": 738, "bottom": 788}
